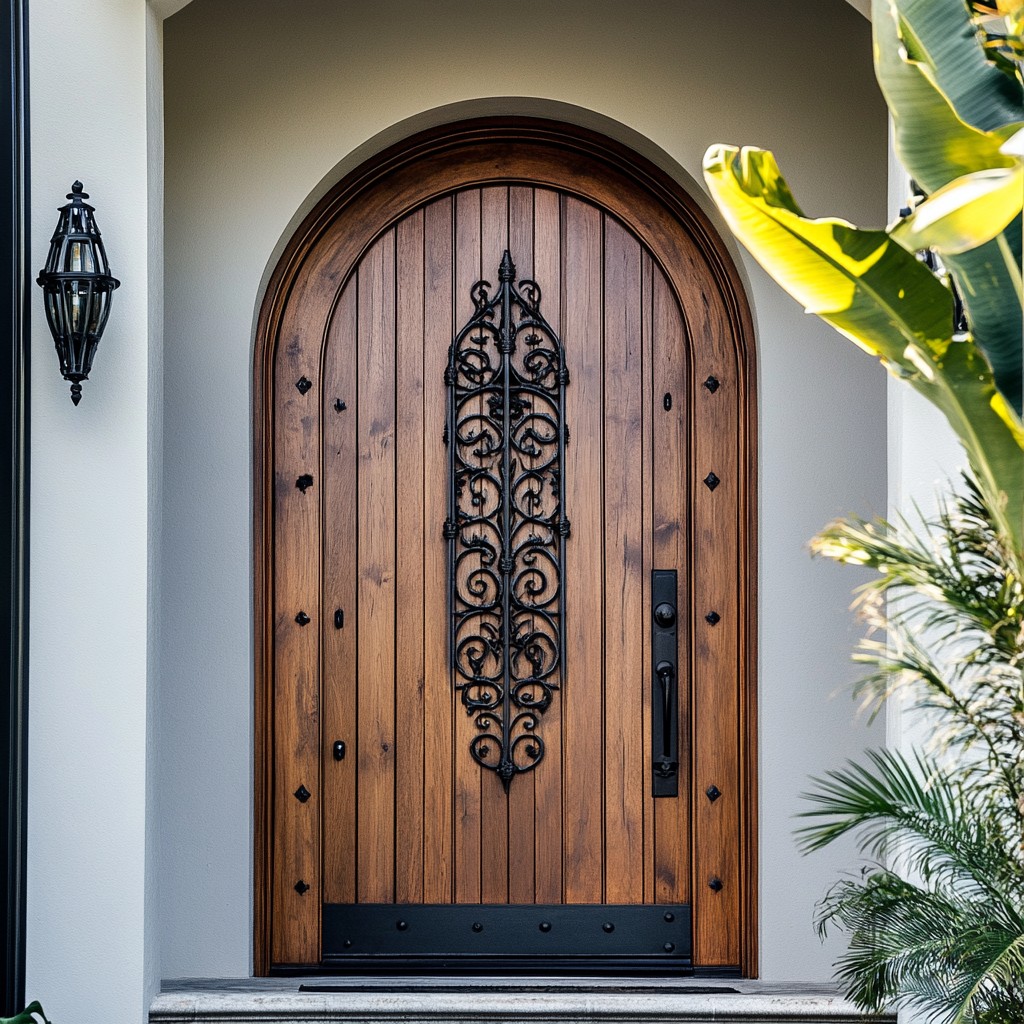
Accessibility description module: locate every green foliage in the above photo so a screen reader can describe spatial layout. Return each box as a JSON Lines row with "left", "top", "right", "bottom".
{"left": 802, "top": 481, "right": 1024, "bottom": 1021}
{"left": 1, "top": 1004, "right": 50, "bottom": 1024}
{"left": 703, "top": 2, "right": 1024, "bottom": 1017}
{"left": 873, "top": 0, "right": 1024, "bottom": 421}
{"left": 701, "top": 144, "right": 1023, "bottom": 552}
{"left": 702, "top": 0, "right": 1024, "bottom": 550}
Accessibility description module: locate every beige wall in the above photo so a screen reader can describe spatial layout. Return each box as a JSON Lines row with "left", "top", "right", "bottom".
{"left": 162, "top": 0, "right": 888, "bottom": 980}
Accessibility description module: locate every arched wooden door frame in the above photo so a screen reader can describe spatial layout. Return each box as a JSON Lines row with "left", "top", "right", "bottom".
{"left": 253, "top": 117, "right": 758, "bottom": 976}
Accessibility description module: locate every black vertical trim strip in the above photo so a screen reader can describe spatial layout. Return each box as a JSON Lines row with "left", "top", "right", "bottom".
{"left": 1, "top": 0, "right": 29, "bottom": 1013}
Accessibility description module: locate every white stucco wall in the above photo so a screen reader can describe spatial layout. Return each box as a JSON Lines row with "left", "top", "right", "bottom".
{"left": 26, "top": 1, "right": 161, "bottom": 1022}
{"left": 160, "top": 0, "right": 889, "bottom": 982}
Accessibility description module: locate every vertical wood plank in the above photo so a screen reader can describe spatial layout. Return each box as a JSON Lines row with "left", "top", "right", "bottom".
{"left": 652, "top": 266, "right": 691, "bottom": 905}
{"left": 640, "top": 252, "right": 655, "bottom": 905}
{"left": 561, "top": 196, "right": 604, "bottom": 904}
{"left": 452, "top": 188, "right": 483, "bottom": 904}
{"left": 528, "top": 187, "right": 564, "bottom": 905}
{"left": 395, "top": 211, "right": 425, "bottom": 904}
{"left": 356, "top": 230, "right": 397, "bottom": 904}
{"left": 271, "top": 314, "right": 322, "bottom": 962}
{"left": 322, "top": 281, "right": 358, "bottom": 906}
{"left": 258, "top": 135, "right": 756, "bottom": 972}
{"left": 479, "top": 185, "right": 510, "bottom": 904}
{"left": 422, "top": 197, "right": 455, "bottom": 903}
{"left": 507, "top": 185, "right": 540, "bottom": 904}
{"left": 692, "top": 289, "right": 741, "bottom": 964}
{"left": 601, "top": 215, "right": 644, "bottom": 905}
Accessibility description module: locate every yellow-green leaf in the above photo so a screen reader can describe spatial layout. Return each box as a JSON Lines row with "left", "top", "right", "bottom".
{"left": 702, "top": 145, "right": 953, "bottom": 359}
{"left": 891, "top": 164, "right": 1024, "bottom": 254}
{"left": 702, "top": 143, "right": 1024, "bottom": 550}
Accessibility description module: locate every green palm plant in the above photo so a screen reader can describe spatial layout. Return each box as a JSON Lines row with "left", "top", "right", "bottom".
{"left": 800, "top": 479, "right": 1024, "bottom": 1021}
{"left": 701, "top": 0, "right": 1024, "bottom": 1018}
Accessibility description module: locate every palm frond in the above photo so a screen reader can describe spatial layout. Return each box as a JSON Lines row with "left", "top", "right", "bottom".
{"left": 797, "top": 749, "right": 1024, "bottom": 905}
{"left": 816, "top": 872, "right": 1024, "bottom": 1022}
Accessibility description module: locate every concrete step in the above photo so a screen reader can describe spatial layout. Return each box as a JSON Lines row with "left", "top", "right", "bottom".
{"left": 152, "top": 978, "right": 895, "bottom": 1023}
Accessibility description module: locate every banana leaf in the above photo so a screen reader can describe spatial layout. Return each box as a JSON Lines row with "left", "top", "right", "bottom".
{"left": 874, "top": 0, "right": 1024, "bottom": 417}
{"left": 892, "top": 0, "right": 1024, "bottom": 133}
{"left": 891, "top": 165, "right": 1023, "bottom": 254}
{"left": 945, "top": 218, "right": 1024, "bottom": 415}
{"left": 702, "top": 144, "right": 1024, "bottom": 550}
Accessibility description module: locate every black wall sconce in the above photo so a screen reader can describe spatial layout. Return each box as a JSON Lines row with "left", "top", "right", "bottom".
{"left": 36, "top": 182, "right": 119, "bottom": 405}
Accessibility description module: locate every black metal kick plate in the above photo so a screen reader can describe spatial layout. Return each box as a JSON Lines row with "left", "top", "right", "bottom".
{"left": 323, "top": 903, "right": 692, "bottom": 969}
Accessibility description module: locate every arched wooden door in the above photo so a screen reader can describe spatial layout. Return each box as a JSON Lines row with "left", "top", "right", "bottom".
{"left": 255, "top": 120, "right": 757, "bottom": 975}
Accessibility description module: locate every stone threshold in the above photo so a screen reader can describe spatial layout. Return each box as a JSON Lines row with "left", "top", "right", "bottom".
{"left": 153, "top": 977, "right": 896, "bottom": 1023}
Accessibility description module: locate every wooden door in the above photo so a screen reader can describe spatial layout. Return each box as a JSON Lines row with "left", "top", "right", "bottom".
{"left": 255, "top": 120, "right": 757, "bottom": 975}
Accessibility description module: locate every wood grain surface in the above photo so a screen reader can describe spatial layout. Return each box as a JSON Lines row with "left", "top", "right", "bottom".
{"left": 254, "top": 121, "right": 757, "bottom": 974}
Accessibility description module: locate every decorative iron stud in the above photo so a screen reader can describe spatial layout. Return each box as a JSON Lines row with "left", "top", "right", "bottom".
{"left": 705, "top": 610, "right": 721, "bottom": 626}
{"left": 333, "top": 740, "right": 346, "bottom": 761}
{"left": 334, "top": 398, "right": 347, "bottom": 412}
{"left": 663, "top": 392, "right": 672, "bottom": 411}
{"left": 703, "top": 471, "right": 720, "bottom": 491}
{"left": 294, "top": 879, "right": 310, "bottom": 895}
{"left": 703, "top": 375, "right": 720, "bottom": 394}
{"left": 294, "top": 784, "right": 311, "bottom": 803}
{"left": 295, "top": 610, "right": 310, "bottom": 626}
{"left": 708, "top": 876, "right": 724, "bottom": 893}
{"left": 706, "top": 784, "right": 722, "bottom": 802}
{"left": 295, "top": 376, "right": 313, "bottom": 395}
{"left": 296, "top": 473, "right": 314, "bottom": 493}
{"left": 334, "top": 609, "right": 344, "bottom": 630}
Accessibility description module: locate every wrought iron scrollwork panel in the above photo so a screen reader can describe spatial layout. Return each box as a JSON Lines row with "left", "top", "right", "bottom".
{"left": 445, "top": 250, "right": 569, "bottom": 792}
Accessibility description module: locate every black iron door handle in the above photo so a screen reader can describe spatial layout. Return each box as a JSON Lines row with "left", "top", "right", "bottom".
{"left": 652, "top": 570, "right": 679, "bottom": 796}
{"left": 657, "top": 661, "right": 674, "bottom": 756}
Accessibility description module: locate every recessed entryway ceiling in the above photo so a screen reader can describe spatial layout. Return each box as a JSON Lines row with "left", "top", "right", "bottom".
{"left": 155, "top": 0, "right": 872, "bottom": 19}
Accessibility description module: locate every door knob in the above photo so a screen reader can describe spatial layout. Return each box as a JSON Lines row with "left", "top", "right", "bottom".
{"left": 654, "top": 602, "right": 676, "bottom": 628}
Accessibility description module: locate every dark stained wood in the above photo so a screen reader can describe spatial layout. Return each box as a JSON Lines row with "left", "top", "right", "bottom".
{"left": 530, "top": 187, "right": 563, "bottom": 906}
{"left": 452, "top": 188, "right": 483, "bottom": 905}
{"left": 254, "top": 120, "right": 758, "bottom": 973}
{"left": 355, "top": 230, "right": 397, "bottom": 904}
{"left": 322, "top": 282, "right": 359, "bottom": 906}
{"left": 395, "top": 210, "right": 426, "bottom": 904}
{"left": 691, "top": 281, "right": 741, "bottom": 966}
{"left": 601, "top": 216, "right": 645, "bottom": 904}
{"left": 640, "top": 251, "right": 655, "bottom": 907}
{"left": 652, "top": 265, "right": 691, "bottom": 906}
{"left": 269, "top": 274, "right": 322, "bottom": 964}
{"left": 561, "top": 196, "right": 605, "bottom": 905}
{"left": 421, "top": 197, "right": 455, "bottom": 904}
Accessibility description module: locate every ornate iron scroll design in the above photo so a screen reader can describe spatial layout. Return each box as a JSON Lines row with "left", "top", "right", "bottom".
{"left": 444, "top": 250, "right": 569, "bottom": 793}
